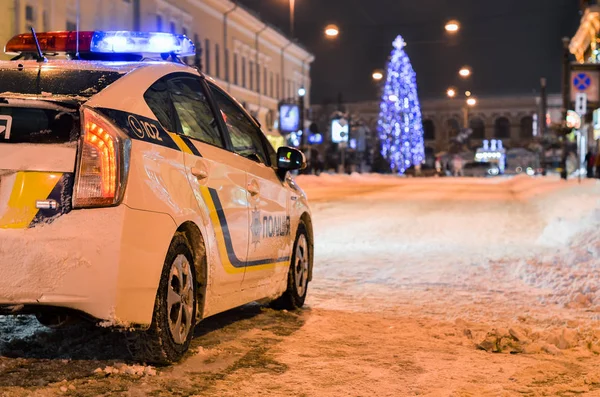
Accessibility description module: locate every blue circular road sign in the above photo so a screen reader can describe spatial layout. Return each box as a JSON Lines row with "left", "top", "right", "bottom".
{"left": 573, "top": 72, "right": 592, "bottom": 91}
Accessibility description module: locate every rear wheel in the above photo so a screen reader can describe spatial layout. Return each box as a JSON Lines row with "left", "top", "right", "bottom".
{"left": 271, "top": 224, "right": 311, "bottom": 310}
{"left": 127, "top": 233, "right": 197, "bottom": 365}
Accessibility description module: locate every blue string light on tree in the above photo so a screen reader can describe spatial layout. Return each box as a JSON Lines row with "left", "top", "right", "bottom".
{"left": 377, "top": 35, "right": 425, "bottom": 174}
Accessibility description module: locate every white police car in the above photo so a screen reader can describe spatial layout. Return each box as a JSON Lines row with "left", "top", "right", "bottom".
{"left": 0, "top": 30, "right": 313, "bottom": 364}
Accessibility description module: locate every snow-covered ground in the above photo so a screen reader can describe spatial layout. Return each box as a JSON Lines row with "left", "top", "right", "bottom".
{"left": 1, "top": 174, "right": 600, "bottom": 396}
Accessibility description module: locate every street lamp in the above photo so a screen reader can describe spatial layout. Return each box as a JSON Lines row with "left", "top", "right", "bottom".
{"left": 445, "top": 20, "right": 460, "bottom": 33}
{"left": 466, "top": 97, "right": 477, "bottom": 106}
{"left": 459, "top": 66, "right": 471, "bottom": 78}
{"left": 298, "top": 87, "right": 306, "bottom": 97}
{"left": 447, "top": 87, "right": 457, "bottom": 98}
{"left": 465, "top": 90, "right": 472, "bottom": 97}
{"left": 324, "top": 24, "right": 339, "bottom": 38}
{"left": 372, "top": 70, "right": 384, "bottom": 81}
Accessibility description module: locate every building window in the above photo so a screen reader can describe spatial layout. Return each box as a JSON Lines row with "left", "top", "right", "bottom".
{"left": 263, "top": 67, "right": 268, "bottom": 95}
{"left": 256, "top": 63, "right": 260, "bottom": 93}
{"left": 225, "top": 49, "right": 230, "bottom": 82}
{"left": 215, "top": 44, "right": 220, "bottom": 78}
{"left": 270, "top": 72, "right": 274, "bottom": 98}
{"left": 446, "top": 119, "right": 460, "bottom": 138}
{"left": 494, "top": 117, "right": 511, "bottom": 139}
{"left": 249, "top": 61, "right": 254, "bottom": 91}
{"left": 193, "top": 34, "right": 201, "bottom": 69}
{"left": 469, "top": 118, "right": 485, "bottom": 139}
{"left": 205, "top": 39, "right": 210, "bottom": 75}
{"left": 519, "top": 116, "right": 533, "bottom": 138}
{"left": 287, "top": 80, "right": 291, "bottom": 98}
{"left": 276, "top": 74, "right": 280, "bottom": 99}
{"left": 66, "top": 20, "right": 77, "bottom": 31}
{"left": 156, "top": 15, "right": 163, "bottom": 31}
{"left": 170, "top": 22, "right": 176, "bottom": 34}
{"left": 423, "top": 119, "right": 435, "bottom": 140}
{"left": 25, "top": 5, "right": 34, "bottom": 22}
{"left": 242, "top": 57, "right": 246, "bottom": 88}
{"left": 233, "top": 53, "right": 238, "bottom": 85}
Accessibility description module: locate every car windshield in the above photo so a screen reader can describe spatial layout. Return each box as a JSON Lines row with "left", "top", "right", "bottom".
{"left": 0, "top": 68, "right": 123, "bottom": 97}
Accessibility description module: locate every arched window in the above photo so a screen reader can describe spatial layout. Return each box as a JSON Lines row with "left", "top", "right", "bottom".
{"left": 423, "top": 119, "right": 435, "bottom": 140}
{"left": 494, "top": 117, "right": 511, "bottom": 139}
{"left": 469, "top": 118, "right": 485, "bottom": 139}
{"left": 446, "top": 119, "right": 460, "bottom": 137}
{"left": 519, "top": 116, "right": 533, "bottom": 138}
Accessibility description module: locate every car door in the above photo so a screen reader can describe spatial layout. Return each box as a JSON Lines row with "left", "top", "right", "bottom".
{"left": 207, "top": 83, "right": 292, "bottom": 289}
{"left": 144, "top": 73, "right": 250, "bottom": 295}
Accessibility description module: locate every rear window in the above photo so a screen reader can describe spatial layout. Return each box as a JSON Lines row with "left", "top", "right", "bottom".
{"left": 0, "top": 68, "right": 123, "bottom": 97}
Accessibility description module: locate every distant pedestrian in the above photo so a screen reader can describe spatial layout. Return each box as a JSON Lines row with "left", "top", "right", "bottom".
{"left": 586, "top": 151, "right": 595, "bottom": 178}
{"left": 453, "top": 156, "right": 464, "bottom": 177}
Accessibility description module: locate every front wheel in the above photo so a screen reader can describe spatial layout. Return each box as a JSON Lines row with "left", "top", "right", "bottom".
{"left": 127, "top": 233, "right": 197, "bottom": 365}
{"left": 271, "top": 224, "right": 311, "bottom": 310}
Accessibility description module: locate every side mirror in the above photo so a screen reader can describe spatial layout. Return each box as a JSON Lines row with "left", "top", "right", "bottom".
{"left": 277, "top": 146, "right": 306, "bottom": 171}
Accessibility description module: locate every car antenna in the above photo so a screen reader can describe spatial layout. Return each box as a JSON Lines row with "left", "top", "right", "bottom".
{"left": 30, "top": 27, "right": 47, "bottom": 63}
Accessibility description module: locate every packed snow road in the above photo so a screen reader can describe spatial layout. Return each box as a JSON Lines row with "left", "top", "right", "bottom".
{"left": 1, "top": 175, "right": 600, "bottom": 396}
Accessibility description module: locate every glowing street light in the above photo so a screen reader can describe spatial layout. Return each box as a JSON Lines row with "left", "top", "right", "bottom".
{"left": 447, "top": 87, "right": 456, "bottom": 98}
{"left": 325, "top": 24, "right": 339, "bottom": 38}
{"left": 298, "top": 87, "right": 306, "bottom": 97}
{"left": 466, "top": 97, "right": 477, "bottom": 106}
{"left": 445, "top": 20, "right": 460, "bottom": 33}
{"left": 459, "top": 66, "right": 472, "bottom": 78}
{"left": 465, "top": 90, "right": 472, "bottom": 97}
{"left": 372, "top": 70, "right": 384, "bottom": 81}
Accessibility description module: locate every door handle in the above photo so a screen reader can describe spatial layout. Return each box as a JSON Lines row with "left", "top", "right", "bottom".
{"left": 191, "top": 167, "right": 208, "bottom": 180}
{"left": 248, "top": 180, "right": 260, "bottom": 196}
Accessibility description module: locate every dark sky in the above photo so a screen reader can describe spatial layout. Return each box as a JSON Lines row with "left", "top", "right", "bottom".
{"left": 237, "top": 0, "right": 581, "bottom": 104}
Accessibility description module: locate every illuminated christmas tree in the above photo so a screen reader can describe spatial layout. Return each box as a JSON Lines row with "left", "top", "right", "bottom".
{"left": 377, "top": 35, "right": 425, "bottom": 174}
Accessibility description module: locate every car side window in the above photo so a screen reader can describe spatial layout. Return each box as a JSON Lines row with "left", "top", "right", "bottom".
{"left": 143, "top": 79, "right": 177, "bottom": 132}
{"left": 167, "top": 77, "right": 225, "bottom": 149}
{"left": 208, "top": 85, "right": 269, "bottom": 165}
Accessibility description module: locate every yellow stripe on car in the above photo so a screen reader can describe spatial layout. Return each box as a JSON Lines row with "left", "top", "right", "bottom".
{"left": 199, "top": 186, "right": 288, "bottom": 274}
{"left": 168, "top": 133, "right": 194, "bottom": 155}
{"left": 0, "top": 172, "right": 63, "bottom": 229}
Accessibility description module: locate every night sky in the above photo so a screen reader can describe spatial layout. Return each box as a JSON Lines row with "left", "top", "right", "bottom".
{"left": 237, "top": 0, "right": 581, "bottom": 104}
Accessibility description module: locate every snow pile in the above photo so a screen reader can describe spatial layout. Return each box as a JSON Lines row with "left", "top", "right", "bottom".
{"left": 94, "top": 363, "right": 157, "bottom": 376}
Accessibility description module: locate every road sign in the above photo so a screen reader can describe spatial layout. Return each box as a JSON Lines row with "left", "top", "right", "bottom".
{"left": 575, "top": 92, "right": 587, "bottom": 116}
{"left": 571, "top": 70, "right": 600, "bottom": 102}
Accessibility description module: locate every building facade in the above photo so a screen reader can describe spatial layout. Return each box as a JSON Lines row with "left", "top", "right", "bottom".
{"left": 312, "top": 94, "right": 562, "bottom": 154}
{"left": 1, "top": 0, "right": 314, "bottom": 140}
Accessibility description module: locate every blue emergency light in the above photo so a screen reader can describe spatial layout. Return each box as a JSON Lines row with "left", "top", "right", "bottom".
{"left": 5, "top": 30, "right": 196, "bottom": 58}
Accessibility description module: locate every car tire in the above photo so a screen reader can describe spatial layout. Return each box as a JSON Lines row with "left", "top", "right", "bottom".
{"left": 127, "top": 233, "right": 197, "bottom": 365}
{"left": 271, "top": 223, "right": 311, "bottom": 310}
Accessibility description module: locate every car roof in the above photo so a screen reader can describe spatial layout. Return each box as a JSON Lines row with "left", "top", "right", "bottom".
{"left": 0, "top": 59, "right": 186, "bottom": 74}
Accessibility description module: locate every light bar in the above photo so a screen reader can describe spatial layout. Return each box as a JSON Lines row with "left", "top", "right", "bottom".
{"left": 5, "top": 31, "right": 94, "bottom": 54}
{"left": 5, "top": 31, "right": 196, "bottom": 57}
{"left": 90, "top": 31, "right": 195, "bottom": 56}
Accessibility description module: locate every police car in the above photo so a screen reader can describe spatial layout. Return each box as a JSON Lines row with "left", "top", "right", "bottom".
{"left": 0, "top": 30, "right": 313, "bottom": 364}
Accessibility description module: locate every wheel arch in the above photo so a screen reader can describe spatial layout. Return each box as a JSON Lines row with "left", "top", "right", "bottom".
{"left": 176, "top": 221, "right": 208, "bottom": 321}
{"left": 299, "top": 212, "right": 314, "bottom": 282}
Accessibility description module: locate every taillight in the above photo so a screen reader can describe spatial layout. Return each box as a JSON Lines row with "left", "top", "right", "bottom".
{"left": 73, "top": 107, "right": 131, "bottom": 208}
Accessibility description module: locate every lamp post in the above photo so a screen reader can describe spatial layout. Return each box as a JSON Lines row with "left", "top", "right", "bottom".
{"left": 289, "top": 0, "right": 296, "bottom": 37}
{"left": 464, "top": 97, "right": 477, "bottom": 127}
{"left": 298, "top": 86, "right": 306, "bottom": 147}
